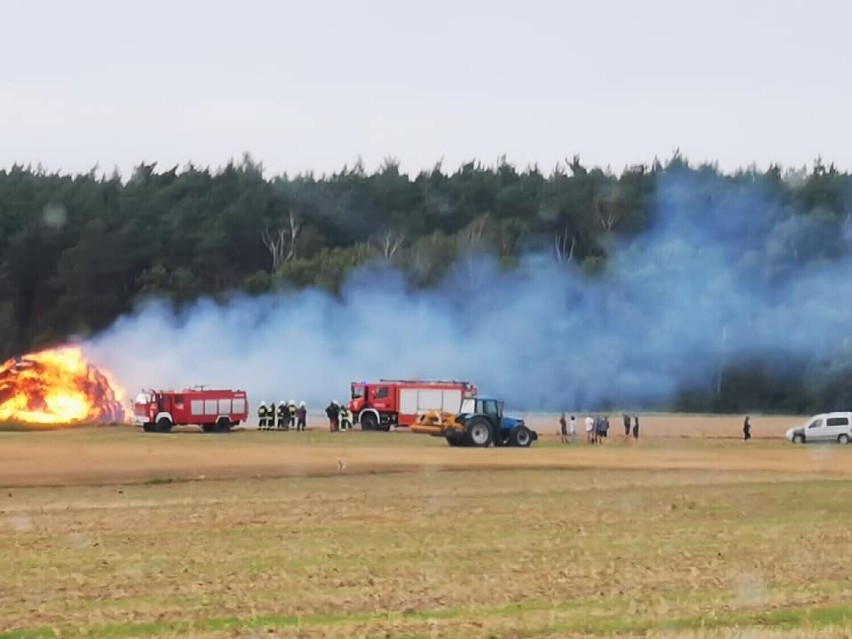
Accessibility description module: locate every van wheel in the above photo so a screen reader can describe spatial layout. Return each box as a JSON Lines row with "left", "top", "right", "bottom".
{"left": 839, "top": 434, "right": 850, "bottom": 444}
{"left": 792, "top": 433, "right": 804, "bottom": 444}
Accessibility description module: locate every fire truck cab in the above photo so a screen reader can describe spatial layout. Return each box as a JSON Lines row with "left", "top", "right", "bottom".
{"left": 133, "top": 388, "right": 249, "bottom": 433}
{"left": 349, "top": 379, "right": 477, "bottom": 431}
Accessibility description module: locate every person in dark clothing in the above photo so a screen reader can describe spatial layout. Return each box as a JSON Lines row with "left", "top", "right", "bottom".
{"left": 281, "top": 402, "right": 293, "bottom": 430}
{"left": 743, "top": 416, "right": 752, "bottom": 442}
{"left": 325, "top": 401, "right": 340, "bottom": 432}
{"left": 559, "top": 413, "right": 568, "bottom": 443}
{"left": 632, "top": 415, "right": 639, "bottom": 440}
{"left": 296, "top": 402, "right": 307, "bottom": 431}
{"left": 623, "top": 414, "right": 631, "bottom": 437}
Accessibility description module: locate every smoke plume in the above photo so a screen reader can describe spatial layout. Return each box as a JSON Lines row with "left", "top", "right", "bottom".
{"left": 84, "top": 169, "right": 852, "bottom": 412}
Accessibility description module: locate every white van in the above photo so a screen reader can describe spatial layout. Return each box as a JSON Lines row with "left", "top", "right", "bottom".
{"left": 786, "top": 412, "right": 852, "bottom": 444}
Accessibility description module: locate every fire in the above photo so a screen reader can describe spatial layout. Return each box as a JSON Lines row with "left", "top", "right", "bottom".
{"left": 0, "top": 347, "right": 126, "bottom": 425}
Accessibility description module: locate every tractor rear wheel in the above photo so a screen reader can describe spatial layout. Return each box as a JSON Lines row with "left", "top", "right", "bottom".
{"left": 466, "top": 417, "right": 493, "bottom": 448}
{"left": 156, "top": 418, "right": 173, "bottom": 433}
{"left": 511, "top": 425, "right": 533, "bottom": 448}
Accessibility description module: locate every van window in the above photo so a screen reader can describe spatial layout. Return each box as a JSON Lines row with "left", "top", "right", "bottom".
{"left": 827, "top": 417, "right": 849, "bottom": 427}
{"left": 375, "top": 386, "right": 389, "bottom": 399}
{"left": 808, "top": 419, "right": 824, "bottom": 429}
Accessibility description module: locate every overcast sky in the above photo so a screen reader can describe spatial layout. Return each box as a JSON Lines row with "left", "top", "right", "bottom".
{"left": 1, "top": 0, "right": 850, "bottom": 177}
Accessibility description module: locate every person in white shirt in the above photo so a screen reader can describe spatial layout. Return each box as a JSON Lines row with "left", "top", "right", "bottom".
{"left": 569, "top": 415, "right": 577, "bottom": 442}
{"left": 584, "top": 415, "right": 594, "bottom": 443}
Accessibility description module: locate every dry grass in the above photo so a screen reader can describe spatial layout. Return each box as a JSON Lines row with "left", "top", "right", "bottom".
{"left": 0, "top": 420, "right": 851, "bottom": 637}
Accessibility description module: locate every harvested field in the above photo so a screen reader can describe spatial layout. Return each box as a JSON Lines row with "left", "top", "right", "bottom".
{"left": 1, "top": 414, "right": 851, "bottom": 637}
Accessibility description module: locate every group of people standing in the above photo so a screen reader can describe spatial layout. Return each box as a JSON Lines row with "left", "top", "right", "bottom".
{"left": 257, "top": 400, "right": 307, "bottom": 431}
{"left": 559, "top": 413, "right": 640, "bottom": 444}
{"left": 324, "top": 400, "right": 353, "bottom": 432}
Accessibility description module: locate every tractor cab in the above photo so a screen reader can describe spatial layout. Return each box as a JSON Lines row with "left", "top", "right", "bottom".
{"left": 459, "top": 397, "right": 503, "bottom": 420}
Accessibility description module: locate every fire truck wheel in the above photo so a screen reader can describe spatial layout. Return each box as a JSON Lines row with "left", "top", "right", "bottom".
{"left": 216, "top": 418, "right": 232, "bottom": 433}
{"left": 202, "top": 425, "right": 216, "bottom": 433}
{"left": 156, "top": 418, "right": 173, "bottom": 433}
{"left": 360, "top": 412, "right": 379, "bottom": 431}
{"left": 143, "top": 423, "right": 154, "bottom": 433}
{"left": 466, "top": 417, "right": 493, "bottom": 448}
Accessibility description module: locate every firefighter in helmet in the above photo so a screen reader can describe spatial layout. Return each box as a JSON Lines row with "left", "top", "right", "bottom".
{"left": 325, "top": 400, "right": 340, "bottom": 432}
{"left": 296, "top": 401, "right": 307, "bottom": 431}
{"left": 257, "top": 401, "right": 268, "bottom": 431}
{"left": 339, "top": 403, "right": 352, "bottom": 431}
{"left": 276, "top": 399, "right": 290, "bottom": 430}
{"left": 288, "top": 399, "right": 297, "bottom": 429}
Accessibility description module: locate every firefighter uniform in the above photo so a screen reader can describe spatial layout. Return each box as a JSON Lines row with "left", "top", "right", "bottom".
{"left": 257, "top": 402, "right": 269, "bottom": 430}
{"left": 339, "top": 406, "right": 351, "bottom": 431}
{"left": 288, "top": 400, "right": 297, "bottom": 429}
{"left": 267, "top": 401, "right": 276, "bottom": 430}
{"left": 296, "top": 402, "right": 307, "bottom": 431}
{"left": 277, "top": 401, "right": 288, "bottom": 430}
{"left": 325, "top": 401, "right": 340, "bottom": 432}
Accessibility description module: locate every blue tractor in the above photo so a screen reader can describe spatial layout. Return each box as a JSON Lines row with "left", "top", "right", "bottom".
{"left": 412, "top": 397, "right": 538, "bottom": 448}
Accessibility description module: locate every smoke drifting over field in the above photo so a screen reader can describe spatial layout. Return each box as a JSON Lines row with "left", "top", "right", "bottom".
{"left": 85, "top": 170, "right": 852, "bottom": 411}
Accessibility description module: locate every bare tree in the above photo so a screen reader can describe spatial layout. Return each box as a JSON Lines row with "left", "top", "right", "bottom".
{"left": 462, "top": 212, "right": 490, "bottom": 249}
{"left": 595, "top": 194, "right": 619, "bottom": 232}
{"left": 458, "top": 213, "right": 492, "bottom": 287}
{"left": 261, "top": 210, "right": 302, "bottom": 270}
{"left": 554, "top": 228, "right": 576, "bottom": 262}
{"left": 371, "top": 227, "right": 406, "bottom": 259}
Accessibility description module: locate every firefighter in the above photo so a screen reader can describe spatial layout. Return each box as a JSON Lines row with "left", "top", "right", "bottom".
{"left": 325, "top": 400, "right": 340, "bottom": 432}
{"left": 268, "top": 401, "right": 277, "bottom": 430}
{"left": 296, "top": 401, "right": 307, "bottom": 431}
{"left": 257, "top": 401, "right": 268, "bottom": 431}
{"left": 339, "top": 405, "right": 352, "bottom": 431}
{"left": 276, "top": 401, "right": 288, "bottom": 431}
{"left": 288, "top": 399, "right": 297, "bottom": 429}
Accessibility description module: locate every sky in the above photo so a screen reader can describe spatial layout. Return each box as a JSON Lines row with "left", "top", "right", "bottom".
{"left": 1, "top": 0, "right": 851, "bottom": 178}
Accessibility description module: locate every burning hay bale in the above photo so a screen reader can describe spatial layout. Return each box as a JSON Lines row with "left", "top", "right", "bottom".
{"left": 0, "top": 347, "right": 126, "bottom": 425}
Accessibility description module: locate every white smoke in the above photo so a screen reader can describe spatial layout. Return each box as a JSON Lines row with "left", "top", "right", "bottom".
{"left": 83, "top": 169, "right": 852, "bottom": 412}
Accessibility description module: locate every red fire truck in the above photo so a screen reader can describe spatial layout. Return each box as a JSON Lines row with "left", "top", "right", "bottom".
{"left": 349, "top": 379, "right": 478, "bottom": 431}
{"left": 133, "top": 387, "right": 249, "bottom": 433}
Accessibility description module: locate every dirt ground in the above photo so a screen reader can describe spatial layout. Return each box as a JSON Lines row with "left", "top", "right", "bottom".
{"left": 2, "top": 414, "right": 852, "bottom": 637}
{"left": 0, "top": 413, "right": 835, "bottom": 488}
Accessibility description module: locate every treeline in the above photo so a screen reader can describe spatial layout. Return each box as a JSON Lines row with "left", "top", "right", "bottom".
{"left": 1, "top": 154, "right": 850, "bottom": 413}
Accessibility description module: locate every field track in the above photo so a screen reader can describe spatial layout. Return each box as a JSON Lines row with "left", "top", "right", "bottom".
{"left": 0, "top": 413, "right": 845, "bottom": 487}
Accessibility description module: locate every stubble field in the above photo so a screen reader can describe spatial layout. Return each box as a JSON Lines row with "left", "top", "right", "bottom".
{"left": 1, "top": 414, "right": 852, "bottom": 638}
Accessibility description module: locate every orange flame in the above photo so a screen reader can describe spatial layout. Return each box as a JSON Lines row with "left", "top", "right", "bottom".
{"left": 0, "top": 347, "right": 126, "bottom": 425}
